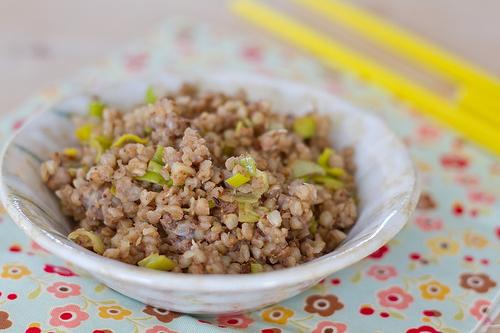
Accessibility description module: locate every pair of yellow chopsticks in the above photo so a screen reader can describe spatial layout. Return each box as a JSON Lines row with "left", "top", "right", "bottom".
{"left": 230, "top": 0, "right": 500, "bottom": 155}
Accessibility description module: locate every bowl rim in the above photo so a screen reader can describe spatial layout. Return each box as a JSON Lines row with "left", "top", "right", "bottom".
{"left": 0, "top": 73, "right": 420, "bottom": 292}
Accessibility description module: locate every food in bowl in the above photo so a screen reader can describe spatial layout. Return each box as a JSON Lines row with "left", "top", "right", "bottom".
{"left": 40, "top": 84, "right": 357, "bottom": 274}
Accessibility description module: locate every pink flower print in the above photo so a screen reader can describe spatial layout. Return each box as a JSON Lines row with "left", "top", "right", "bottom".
{"left": 145, "top": 325, "right": 178, "bottom": 333}
{"left": 469, "top": 299, "right": 490, "bottom": 320}
{"left": 367, "top": 265, "right": 398, "bottom": 281}
{"left": 44, "top": 264, "right": 77, "bottom": 277}
{"left": 454, "top": 174, "right": 479, "bottom": 187}
{"left": 440, "top": 153, "right": 469, "bottom": 170}
{"left": 414, "top": 216, "right": 443, "bottom": 232}
{"left": 47, "top": 282, "right": 81, "bottom": 298}
{"left": 311, "top": 321, "right": 347, "bottom": 333}
{"left": 377, "top": 286, "right": 414, "bottom": 310}
{"left": 49, "top": 304, "right": 89, "bottom": 328}
{"left": 468, "top": 191, "right": 495, "bottom": 205}
{"left": 216, "top": 314, "right": 254, "bottom": 328}
{"left": 416, "top": 125, "right": 441, "bottom": 141}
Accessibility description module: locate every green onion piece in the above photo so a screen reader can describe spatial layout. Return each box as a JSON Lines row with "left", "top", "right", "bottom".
{"left": 309, "top": 219, "right": 318, "bottom": 236}
{"left": 242, "top": 118, "right": 253, "bottom": 127}
{"left": 90, "top": 138, "right": 104, "bottom": 162}
{"left": 144, "top": 126, "right": 153, "bottom": 135}
{"left": 68, "top": 228, "right": 105, "bottom": 254}
{"left": 95, "top": 135, "right": 113, "bottom": 150}
{"left": 235, "top": 193, "right": 260, "bottom": 204}
{"left": 318, "top": 148, "right": 334, "bottom": 167}
{"left": 291, "top": 160, "right": 325, "bottom": 178}
{"left": 147, "top": 160, "right": 163, "bottom": 173}
{"left": 145, "top": 86, "right": 157, "bottom": 104}
{"left": 112, "top": 134, "right": 148, "bottom": 148}
{"left": 235, "top": 120, "right": 244, "bottom": 134}
{"left": 63, "top": 148, "right": 79, "bottom": 158}
{"left": 138, "top": 253, "right": 176, "bottom": 271}
{"left": 325, "top": 167, "right": 345, "bottom": 178}
{"left": 239, "top": 156, "right": 257, "bottom": 176}
{"left": 88, "top": 100, "right": 105, "bottom": 118}
{"left": 312, "top": 175, "right": 344, "bottom": 190}
{"left": 136, "top": 171, "right": 170, "bottom": 186}
{"left": 238, "top": 203, "right": 261, "bottom": 223}
{"left": 68, "top": 168, "right": 78, "bottom": 177}
{"left": 152, "top": 145, "right": 164, "bottom": 164}
{"left": 75, "top": 124, "right": 93, "bottom": 142}
{"left": 250, "top": 263, "right": 263, "bottom": 273}
{"left": 226, "top": 172, "right": 251, "bottom": 188}
{"left": 208, "top": 199, "right": 215, "bottom": 209}
{"left": 110, "top": 185, "right": 116, "bottom": 196}
{"left": 293, "top": 115, "right": 316, "bottom": 139}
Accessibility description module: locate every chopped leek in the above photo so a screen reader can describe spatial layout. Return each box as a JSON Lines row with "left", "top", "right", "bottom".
{"left": 145, "top": 86, "right": 157, "bottom": 104}
{"left": 318, "top": 148, "right": 334, "bottom": 167}
{"left": 138, "top": 253, "right": 175, "bottom": 271}
{"left": 309, "top": 219, "right": 318, "bottom": 236}
{"left": 147, "top": 160, "right": 163, "bottom": 173}
{"left": 136, "top": 171, "right": 169, "bottom": 186}
{"left": 250, "top": 263, "right": 263, "bottom": 273}
{"left": 239, "top": 156, "right": 257, "bottom": 176}
{"left": 152, "top": 145, "right": 164, "bottom": 164}
{"left": 75, "top": 123, "right": 93, "bottom": 142}
{"left": 235, "top": 193, "right": 260, "bottom": 203}
{"left": 88, "top": 100, "right": 105, "bottom": 118}
{"left": 112, "top": 134, "right": 148, "bottom": 148}
{"left": 238, "top": 203, "right": 261, "bottom": 223}
{"left": 325, "top": 167, "right": 345, "bottom": 178}
{"left": 291, "top": 160, "right": 325, "bottom": 178}
{"left": 226, "top": 172, "right": 250, "bottom": 188}
{"left": 293, "top": 115, "right": 316, "bottom": 139}
{"left": 68, "top": 228, "right": 105, "bottom": 254}
{"left": 312, "top": 175, "right": 344, "bottom": 190}
{"left": 95, "top": 135, "right": 112, "bottom": 149}
{"left": 63, "top": 148, "right": 79, "bottom": 158}
{"left": 235, "top": 120, "right": 244, "bottom": 134}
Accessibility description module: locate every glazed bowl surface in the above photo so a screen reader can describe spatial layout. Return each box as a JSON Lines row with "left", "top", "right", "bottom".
{"left": 0, "top": 73, "right": 419, "bottom": 314}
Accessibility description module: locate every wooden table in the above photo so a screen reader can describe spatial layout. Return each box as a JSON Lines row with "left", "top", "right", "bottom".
{"left": 0, "top": 1, "right": 498, "bottom": 331}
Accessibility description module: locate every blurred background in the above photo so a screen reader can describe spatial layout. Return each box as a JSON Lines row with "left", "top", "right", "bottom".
{"left": 1, "top": 0, "right": 499, "bottom": 114}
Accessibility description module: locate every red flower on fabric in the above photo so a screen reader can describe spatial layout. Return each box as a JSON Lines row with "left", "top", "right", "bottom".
{"left": 216, "top": 314, "right": 254, "bottom": 328}
{"left": 377, "top": 286, "right": 414, "bottom": 310}
{"left": 406, "top": 325, "right": 440, "bottom": 333}
{"left": 468, "top": 191, "right": 495, "bottom": 205}
{"left": 414, "top": 216, "right": 443, "bottom": 232}
{"left": 44, "top": 264, "right": 77, "bottom": 277}
{"left": 242, "top": 46, "right": 262, "bottom": 62}
{"left": 440, "top": 153, "right": 469, "bottom": 169}
{"left": 369, "top": 245, "right": 389, "bottom": 259}
{"left": 311, "top": 321, "right": 347, "bottom": 333}
{"left": 366, "top": 265, "right": 397, "bottom": 281}
{"left": 49, "top": 304, "right": 89, "bottom": 328}
{"left": 47, "top": 282, "right": 81, "bottom": 298}
{"left": 469, "top": 299, "right": 490, "bottom": 320}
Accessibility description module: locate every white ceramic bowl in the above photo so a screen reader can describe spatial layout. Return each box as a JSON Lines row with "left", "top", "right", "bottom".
{"left": 0, "top": 73, "right": 419, "bottom": 314}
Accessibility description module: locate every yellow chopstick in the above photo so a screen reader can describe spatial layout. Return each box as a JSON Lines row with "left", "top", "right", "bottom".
{"left": 231, "top": 0, "right": 500, "bottom": 155}
{"left": 294, "top": 0, "right": 500, "bottom": 94}
{"left": 295, "top": 0, "right": 500, "bottom": 128}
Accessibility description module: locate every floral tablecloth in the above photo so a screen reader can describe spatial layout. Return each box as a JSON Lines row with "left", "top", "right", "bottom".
{"left": 0, "top": 20, "right": 498, "bottom": 333}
